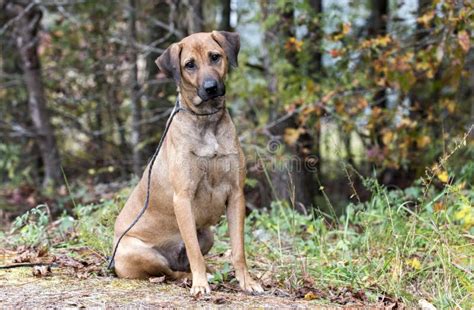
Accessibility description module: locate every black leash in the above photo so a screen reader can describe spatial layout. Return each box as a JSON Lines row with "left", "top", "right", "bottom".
{"left": 107, "top": 97, "right": 223, "bottom": 270}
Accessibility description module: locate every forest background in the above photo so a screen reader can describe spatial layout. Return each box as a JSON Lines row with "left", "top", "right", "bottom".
{"left": 0, "top": 0, "right": 473, "bottom": 308}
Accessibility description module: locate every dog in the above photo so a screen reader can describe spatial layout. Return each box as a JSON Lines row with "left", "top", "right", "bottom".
{"left": 112, "top": 31, "right": 263, "bottom": 296}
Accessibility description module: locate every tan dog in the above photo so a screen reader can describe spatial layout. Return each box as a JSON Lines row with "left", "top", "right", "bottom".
{"left": 113, "top": 31, "right": 263, "bottom": 296}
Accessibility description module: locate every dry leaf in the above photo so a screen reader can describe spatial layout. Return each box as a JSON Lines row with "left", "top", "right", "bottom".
{"left": 284, "top": 128, "right": 303, "bottom": 146}
{"left": 417, "top": 10, "right": 435, "bottom": 27}
{"left": 32, "top": 265, "right": 52, "bottom": 277}
{"left": 458, "top": 30, "right": 470, "bottom": 53}
{"left": 304, "top": 291, "right": 317, "bottom": 301}
{"left": 419, "top": 299, "right": 437, "bottom": 310}
{"left": 434, "top": 202, "right": 445, "bottom": 212}
{"left": 149, "top": 276, "right": 166, "bottom": 284}
{"left": 416, "top": 135, "right": 431, "bottom": 148}
{"left": 382, "top": 131, "right": 394, "bottom": 145}
{"left": 213, "top": 297, "right": 228, "bottom": 305}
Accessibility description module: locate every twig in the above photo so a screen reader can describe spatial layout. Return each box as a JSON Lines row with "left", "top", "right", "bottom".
{"left": 0, "top": 1, "right": 37, "bottom": 37}
{"left": 0, "top": 262, "right": 51, "bottom": 269}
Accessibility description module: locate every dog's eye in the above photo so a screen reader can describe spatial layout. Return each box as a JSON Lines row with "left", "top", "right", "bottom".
{"left": 185, "top": 61, "right": 196, "bottom": 70}
{"left": 210, "top": 54, "right": 221, "bottom": 63}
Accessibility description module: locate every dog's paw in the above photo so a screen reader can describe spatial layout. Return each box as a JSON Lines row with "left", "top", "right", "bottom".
{"left": 236, "top": 272, "right": 264, "bottom": 294}
{"left": 190, "top": 282, "right": 211, "bottom": 296}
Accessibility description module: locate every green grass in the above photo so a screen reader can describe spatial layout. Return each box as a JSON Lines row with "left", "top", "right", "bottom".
{"left": 233, "top": 179, "right": 473, "bottom": 308}
{"left": 3, "top": 175, "right": 472, "bottom": 308}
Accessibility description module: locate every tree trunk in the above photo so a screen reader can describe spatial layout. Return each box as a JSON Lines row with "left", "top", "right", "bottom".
{"left": 219, "top": 0, "right": 232, "bottom": 31}
{"left": 129, "top": 0, "right": 142, "bottom": 176}
{"left": 7, "top": 1, "right": 62, "bottom": 187}
{"left": 366, "top": 0, "right": 393, "bottom": 184}
{"left": 306, "top": 0, "right": 323, "bottom": 176}
{"left": 406, "top": 0, "right": 435, "bottom": 177}
{"left": 307, "top": 0, "right": 323, "bottom": 75}
{"left": 183, "top": 0, "right": 203, "bottom": 34}
{"left": 368, "top": 0, "right": 388, "bottom": 148}
{"left": 258, "top": 0, "right": 315, "bottom": 212}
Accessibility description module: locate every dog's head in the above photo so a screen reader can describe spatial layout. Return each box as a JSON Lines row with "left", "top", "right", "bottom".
{"left": 156, "top": 31, "right": 240, "bottom": 106}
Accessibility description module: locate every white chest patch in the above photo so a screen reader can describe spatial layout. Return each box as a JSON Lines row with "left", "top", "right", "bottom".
{"left": 191, "top": 131, "right": 238, "bottom": 158}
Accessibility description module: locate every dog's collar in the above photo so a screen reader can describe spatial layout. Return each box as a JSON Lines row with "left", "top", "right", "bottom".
{"left": 176, "top": 97, "right": 224, "bottom": 116}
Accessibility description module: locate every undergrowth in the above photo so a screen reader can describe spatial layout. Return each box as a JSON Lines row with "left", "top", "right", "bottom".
{"left": 3, "top": 167, "right": 473, "bottom": 308}
{"left": 237, "top": 179, "right": 473, "bottom": 308}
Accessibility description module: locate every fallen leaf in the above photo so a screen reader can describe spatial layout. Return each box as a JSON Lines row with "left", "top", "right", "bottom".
{"left": 213, "top": 297, "right": 228, "bottom": 304}
{"left": 406, "top": 257, "right": 421, "bottom": 270}
{"left": 419, "top": 299, "right": 437, "bottom": 310}
{"left": 149, "top": 276, "right": 166, "bottom": 284}
{"left": 32, "top": 265, "right": 52, "bottom": 277}
{"left": 304, "top": 291, "right": 318, "bottom": 300}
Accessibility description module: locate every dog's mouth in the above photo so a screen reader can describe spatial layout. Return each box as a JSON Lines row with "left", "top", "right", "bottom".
{"left": 194, "top": 93, "right": 225, "bottom": 106}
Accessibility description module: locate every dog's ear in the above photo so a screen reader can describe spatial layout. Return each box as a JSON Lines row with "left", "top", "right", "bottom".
{"left": 211, "top": 31, "right": 240, "bottom": 68}
{"left": 155, "top": 43, "right": 182, "bottom": 84}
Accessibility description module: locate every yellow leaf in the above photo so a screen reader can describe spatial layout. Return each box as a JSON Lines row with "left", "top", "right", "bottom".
{"left": 375, "top": 35, "right": 391, "bottom": 47}
{"left": 285, "top": 37, "right": 304, "bottom": 52}
{"left": 382, "top": 131, "right": 394, "bottom": 145}
{"left": 454, "top": 205, "right": 471, "bottom": 221}
{"left": 307, "top": 225, "right": 315, "bottom": 234}
{"left": 417, "top": 10, "right": 435, "bottom": 28}
{"left": 454, "top": 205, "right": 474, "bottom": 229}
{"left": 441, "top": 99, "right": 456, "bottom": 113}
{"left": 437, "top": 170, "right": 449, "bottom": 183}
{"left": 342, "top": 22, "right": 351, "bottom": 35}
{"left": 304, "top": 291, "right": 317, "bottom": 301}
{"left": 406, "top": 258, "right": 421, "bottom": 270}
{"left": 284, "top": 128, "right": 302, "bottom": 146}
{"left": 416, "top": 135, "right": 431, "bottom": 148}
{"left": 332, "top": 23, "right": 351, "bottom": 41}
{"left": 458, "top": 30, "right": 470, "bottom": 53}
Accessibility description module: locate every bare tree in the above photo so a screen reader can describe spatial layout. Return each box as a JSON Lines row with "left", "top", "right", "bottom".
{"left": 128, "top": 0, "right": 142, "bottom": 176}
{"left": 6, "top": 0, "right": 62, "bottom": 187}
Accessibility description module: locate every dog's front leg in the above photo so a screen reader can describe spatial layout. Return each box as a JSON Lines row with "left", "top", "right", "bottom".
{"left": 227, "top": 190, "right": 264, "bottom": 293}
{"left": 173, "top": 191, "right": 210, "bottom": 296}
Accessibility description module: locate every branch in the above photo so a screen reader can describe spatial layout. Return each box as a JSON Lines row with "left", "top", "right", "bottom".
{"left": 0, "top": 1, "right": 37, "bottom": 37}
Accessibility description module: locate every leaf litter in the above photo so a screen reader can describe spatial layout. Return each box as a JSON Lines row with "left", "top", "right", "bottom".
{"left": 1, "top": 245, "right": 403, "bottom": 307}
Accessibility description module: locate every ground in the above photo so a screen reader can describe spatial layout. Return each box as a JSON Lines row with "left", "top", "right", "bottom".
{"left": 0, "top": 269, "right": 300, "bottom": 308}
{"left": 0, "top": 248, "right": 394, "bottom": 309}
{"left": 1, "top": 268, "right": 378, "bottom": 308}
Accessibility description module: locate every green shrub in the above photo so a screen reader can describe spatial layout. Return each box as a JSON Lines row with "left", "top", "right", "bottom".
{"left": 220, "top": 178, "right": 474, "bottom": 308}
{"left": 74, "top": 187, "right": 130, "bottom": 255}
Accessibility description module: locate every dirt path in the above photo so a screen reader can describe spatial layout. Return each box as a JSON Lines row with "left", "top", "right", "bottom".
{"left": 0, "top": 268, "right": 333, "bottom": 308}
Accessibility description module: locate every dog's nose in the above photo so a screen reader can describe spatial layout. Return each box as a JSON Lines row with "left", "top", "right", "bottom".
{"left": 203, "top": 79, "right": 218, "bottom": 95}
